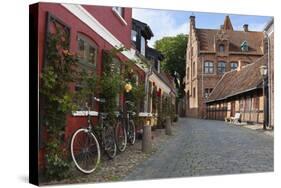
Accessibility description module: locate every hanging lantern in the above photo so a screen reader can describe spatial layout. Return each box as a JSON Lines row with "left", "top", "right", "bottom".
{"left": 124, "top": 82, "right": 133, "bottom": 93}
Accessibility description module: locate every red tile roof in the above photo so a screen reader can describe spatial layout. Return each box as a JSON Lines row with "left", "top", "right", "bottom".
{"left": 197, "top": 28, "right": 264, "bottom": 53}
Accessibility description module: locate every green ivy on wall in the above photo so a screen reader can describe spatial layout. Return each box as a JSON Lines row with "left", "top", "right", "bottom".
{"left": 40, "top": 29, "right": 79, "bottom": 180}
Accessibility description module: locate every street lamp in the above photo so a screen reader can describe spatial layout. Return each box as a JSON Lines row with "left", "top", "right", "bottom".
{"left": 260, "top": 65, "right": 268, "bottom": 130}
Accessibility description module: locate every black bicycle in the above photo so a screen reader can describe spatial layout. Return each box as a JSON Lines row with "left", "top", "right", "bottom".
{"left": 115, "top": 100, "right": 136, "bottom": 152}
{"left": 70, "top": 97, "right": 117, "bottom": 174}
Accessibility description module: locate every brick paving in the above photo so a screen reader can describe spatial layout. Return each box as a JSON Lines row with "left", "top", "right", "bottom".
{"left": 124, "top": 118, "right": 273, "bottom": 180}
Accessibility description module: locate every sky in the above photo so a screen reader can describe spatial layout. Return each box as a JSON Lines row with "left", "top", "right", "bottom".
{"left": 132, "top": 8, "right": 272, "bottom": 47}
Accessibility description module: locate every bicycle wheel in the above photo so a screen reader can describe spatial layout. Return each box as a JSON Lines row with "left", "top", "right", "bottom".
{"left": 104, "top": 126, "right": 117, "bottom": 159}
{"left": 115, "top": 120, "right": 127, "bottom": 152}
{"left": 128, "top": 120, "right": 136, "bottom": 145}
{"left": 70, "top": 128, "right": 100, "bottom": 174}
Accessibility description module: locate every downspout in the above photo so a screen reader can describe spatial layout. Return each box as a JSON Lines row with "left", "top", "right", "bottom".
{"left": 264, "top": 31, "right": 271, "bottom": 127}
{"left": 201, "top": 56, "right": 205, "bottom": 118}
{"left": 144, "top": 64, "right": 153, "bottom": 113}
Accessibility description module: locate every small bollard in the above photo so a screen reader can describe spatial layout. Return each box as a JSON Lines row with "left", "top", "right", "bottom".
{"left": 165, "top": 116, "right": 172, "bottom": 135}
{"left": 142, "top": 121, "right": 152, "bottom": 153}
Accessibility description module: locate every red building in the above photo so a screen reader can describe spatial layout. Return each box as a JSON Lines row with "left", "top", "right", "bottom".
{"left": 30, "top": 2, "right": 146, "bottom": 170}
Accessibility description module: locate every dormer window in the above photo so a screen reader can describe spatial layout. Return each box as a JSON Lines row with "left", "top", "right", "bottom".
{"left": 240, "top": 40, "right": 249, "bottom": 52}
{"left": 219, "top": 44, "right": 225, "bottom": 52}
{"left": 131, "top": 30, "right": 137, "bottom": 42}
{"left": 140, "top": 36, "right": 146, "bottom": 56}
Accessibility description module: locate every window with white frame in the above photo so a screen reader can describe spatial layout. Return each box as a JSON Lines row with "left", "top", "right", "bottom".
{"left": 131, "top": 30, "right": 137, "bottom": 42}
{"left": 140, "top": 36, "right": 146, "bottom": 56}
{"left": 204, "top": 61, "right": 214, "bottom": 74}
{"left": 217, "top": 61, "right": 226, "bottom": 74}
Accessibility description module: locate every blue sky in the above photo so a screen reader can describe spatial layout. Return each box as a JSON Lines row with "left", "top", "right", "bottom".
{"left": 132, "top": 8, "right": 272, "bottom": 47}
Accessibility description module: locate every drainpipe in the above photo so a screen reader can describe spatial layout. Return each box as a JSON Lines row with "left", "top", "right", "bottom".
{"left": 144, "top": 64, "right": 153, "bottom": 113}
{"left": 264, "top": 31, "right": 271, "bottom": 127}
{"left": 201, "top": 56, "right": 205, "bottom": 118}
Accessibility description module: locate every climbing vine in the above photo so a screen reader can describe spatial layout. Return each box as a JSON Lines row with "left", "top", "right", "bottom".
{"left": 40, "top": 29, "right": 79, "bottom": 180}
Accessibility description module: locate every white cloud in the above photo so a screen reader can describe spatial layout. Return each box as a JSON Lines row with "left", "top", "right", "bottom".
{"left": 132, "top": 8, "right": 189, "bottom": 47}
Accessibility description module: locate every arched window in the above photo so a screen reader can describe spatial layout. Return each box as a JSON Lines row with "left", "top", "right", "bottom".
{"left": 219, "top": 44, "right": 225, "bottom": 52}
{"left": 77, "top": 33, "right": 98, "bottom": 68}
{"left": 230, "top": 62, "right": 238, "bottom": 70}
{"left": 218, "top": 61, "right": 226, "bottom": 74}
{"left": 204, "top": 61, "right": 214, "bottom": 74}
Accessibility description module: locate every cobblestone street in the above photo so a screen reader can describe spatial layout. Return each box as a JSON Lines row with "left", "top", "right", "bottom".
{"left": 124, "top": 118, "right": 273, "bottom": 180}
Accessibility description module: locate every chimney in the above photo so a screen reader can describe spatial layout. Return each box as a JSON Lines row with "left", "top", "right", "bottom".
{"left": 243, "top": 24, "right": 249, "bottom": 32}
{"left": 190, "top": 15, "right": 195, "bottom": 29}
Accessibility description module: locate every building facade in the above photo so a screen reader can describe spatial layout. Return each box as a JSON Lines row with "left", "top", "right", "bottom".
{"left": 205, "top": 56, "right": 265, "bottom": 124}
{"left": 31, "top": 2, "right": 137, "bottom": 169}
{"left": 185, "top": 15, "right": 264, "bottom": 118}
{"left": 131, "top": 18, "right": 177, "bottom": 125}
{"left": 30, "top": 3, "right": 176, "bottom": 169}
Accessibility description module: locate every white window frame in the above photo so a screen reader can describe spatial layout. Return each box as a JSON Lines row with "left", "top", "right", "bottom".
{"left": 204, "top": 61, "right": 214, "bottom": 74}
{"left": 140, "top": 36, "right": 146, "bottom": 56}
{"left": 131, "top": 30, "right": 137, "bottom": 42}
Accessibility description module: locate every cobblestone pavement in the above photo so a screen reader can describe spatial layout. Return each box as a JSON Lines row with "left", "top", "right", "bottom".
{"left": 124, "top": 118, "right": 273, "bottom": 181}
{"left": 45, "top": 124, "right": 181, "bottom": 185}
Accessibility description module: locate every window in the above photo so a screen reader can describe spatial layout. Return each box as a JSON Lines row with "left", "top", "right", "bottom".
{"left": 204, "top": 61, "right": 214, "bottom": 74}
{"left": 193, "top": 87, "right": 196, "bottom": 98}
{"left": 131, "top": 30, "right": 137, "bottom": 42}
{"left": 77, "top": 34, "right": 98, "bottom": 67}
{"left": 204, "top": 88, "right": 213, "bottom": 98}
{"left": 230, "top": 62, "right": 238, "bottom": 70}
{"left": 140, "top": 36, "right": 146, "bottom": 56}
{"left": 192, "top": 62, "right": 196, "bottom": 76}
{"left": 113, "top": 7, "right": 124, "bottom": 17}
{"left": 240, "top": 40, "right": 249, "bottom": 52}
{"left": 154, "top": 60, "right": 160, "bottom": 73}
{"left": 219, "top": 44, "right": 225, "bottom": 52}
{"left": 217, "top": 61, "right": 226, "bottom": 74}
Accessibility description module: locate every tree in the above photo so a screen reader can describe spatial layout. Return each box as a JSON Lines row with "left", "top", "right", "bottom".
{"left": 154, "top": 34, "right": 188, "bottom": 98}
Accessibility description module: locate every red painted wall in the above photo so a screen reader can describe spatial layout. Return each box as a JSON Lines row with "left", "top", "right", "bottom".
{"left": 36, "top": 2, "right": 137, "bottom": 169}
{"left": 83, "top": 5, "right": 132, "bottom": 49}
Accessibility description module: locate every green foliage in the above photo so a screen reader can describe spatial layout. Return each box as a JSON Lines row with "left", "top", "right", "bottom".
{"left": 99, "top": 48, "right": 123, "bottom": 122}
{"left": 154, "top": 34, "right": 188, "bottom": 98}
{"left": 40, "top": 30, "right": 79, "bottom": 180}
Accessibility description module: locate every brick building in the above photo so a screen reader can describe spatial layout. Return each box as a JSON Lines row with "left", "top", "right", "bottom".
{"left": 185, "top": 15, "right": 264, "bottom": 118}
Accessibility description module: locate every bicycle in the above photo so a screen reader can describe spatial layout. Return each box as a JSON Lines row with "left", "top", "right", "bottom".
{"left": 115, "top": 100, "right": 136, "bottom": 152}
{"left": 70, "top": 97, "right": 117, "bottom": 174}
